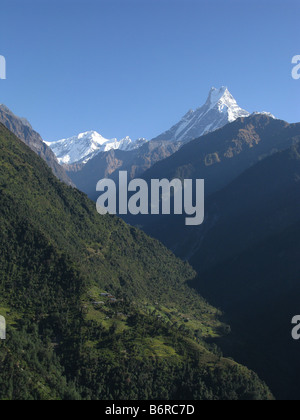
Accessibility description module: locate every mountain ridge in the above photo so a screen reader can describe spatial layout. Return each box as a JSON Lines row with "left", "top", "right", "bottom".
{"left": 123, "top": 114, "right": 300, "bottom": 258}
{"left": 66, "top": 139, "right": 182, "bottom": 201}
{"left": 187, "top": 144, "right": 300, "bottom": 399}
{"left": 0, "top": 104, "right": 73, "bottom": 186}
{"left": 151, "top": 87, "right": 250, "bottom": 144}
{"left": 47, "top": 131, "right": 148, "bottom": 165}
{"left": 47, "top": 86, "right": 272, "bottom": 168}
{"left": 142, "top": 114, "right": 298, "bottom": 197}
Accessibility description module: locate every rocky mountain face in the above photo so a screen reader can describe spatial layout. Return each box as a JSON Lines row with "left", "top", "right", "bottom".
{"left": 142, "top": 114, "right": 297, "bottom": 197}
{"left": 151, "top": 87, "right": 251, "bottom": 144}
{"left": 67, "top": 139, "right": 182, "bottom": 201}
{"left": 47, "top": 131, "right": 148, "bottom": 165}
{"left": 125, "top": 115, "right": 300, "bottom": 254}
{"left": 0, "top": 105, "right": 73, "bottom": 186}
{"left": 48, "top": 87, "right": 267, "bottom": 194}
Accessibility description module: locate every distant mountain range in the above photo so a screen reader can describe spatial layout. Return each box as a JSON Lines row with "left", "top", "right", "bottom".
{"left": 49, "top": 87, "right": 273, "bottom": 165}
{"left": 67, "top": 139, "right": 182, "bottom": 201}
{"left": 142, "top": 114, "right": 296, "bottom": 197}
{"left": 48, "top": 86, "right": 253, "bottom": 166}
{"left": 1, "top": 88, "right": 273, "bottom": 194}
{"left": 0, "top": 87, "right": 275, "bottom": 190}
{"left": 46, "top": 132, "right": 148, "bottom": 165}
{"left": 50, "top": 87, "right": 274, "bottom": 196}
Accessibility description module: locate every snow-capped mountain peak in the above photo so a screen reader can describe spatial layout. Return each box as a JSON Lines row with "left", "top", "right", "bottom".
{"left": 152, "top": 86, "right": 250, "bottom": 144}
{"left": 206, "top": 86, "right": 231, "bottom": 106}
{"left": 46, "top": 87, "right": 275, "bottom": 166}
{"left": 46, "top": 132, "right": 148, "bottom": 165}
{"left": 206, "top": 86, "right": 245, "bottom": 122}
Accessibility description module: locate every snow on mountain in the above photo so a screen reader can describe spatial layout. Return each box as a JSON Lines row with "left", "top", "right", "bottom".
{"left": 47, "top": 87, "right": 275, "bottom": 166}
{"left": 46, "top": 132, "right": 148, "bottom": 165}
{"left": 152, "top": 87, "right": 251, "bottom": 144}
{"left": 251, "top": 111, "right": 276, "bottom": 119}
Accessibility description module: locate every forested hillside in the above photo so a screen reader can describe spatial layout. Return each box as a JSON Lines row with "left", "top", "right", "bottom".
{"left": 0, "top": 105, "right": 73, "bottom": 186}
{"left": 0, "top": 123, "right": 272, "bottom": 400}
{"left": 188, "top": 145, "right": 300, "bottom": 399}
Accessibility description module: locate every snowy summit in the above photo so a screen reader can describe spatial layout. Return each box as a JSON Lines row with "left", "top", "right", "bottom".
{"left": 152, "top": 86, "right": 250, "bottom": 144}
{"left": 46, "top": 132, "right": 148, "bottom": 165}
{"left": 47, "top": 87, "right": 274, "bottom": 166}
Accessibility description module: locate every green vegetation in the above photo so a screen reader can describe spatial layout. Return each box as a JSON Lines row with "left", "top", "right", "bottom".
{"left": 0, "top": 124, "right": 273, "bottom": 400}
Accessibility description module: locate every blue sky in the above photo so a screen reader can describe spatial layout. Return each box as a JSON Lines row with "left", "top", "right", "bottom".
{"left": 0, "top": 0, "right": 299, "bottom": 142}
